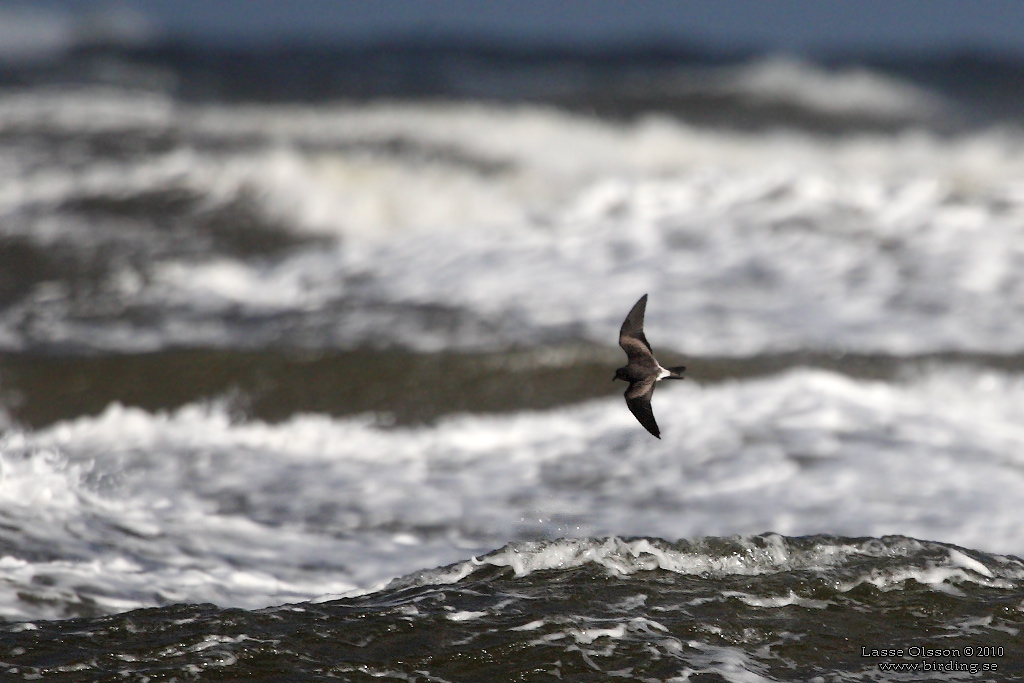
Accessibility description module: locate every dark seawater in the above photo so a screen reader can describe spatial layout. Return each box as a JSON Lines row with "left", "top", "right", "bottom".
{"left": 3, "top": 536, "right": 1023, "bottom": 681}
{"left": 3, "top": 40, "right": 1024, "bottom": 681}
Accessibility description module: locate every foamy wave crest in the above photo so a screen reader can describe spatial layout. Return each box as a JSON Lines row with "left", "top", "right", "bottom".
{"left": 0, "top": 433, "right": 360, "bottom": 621}
{"left": 3, "top": 94, "right": 1024, "bottom": 353}
{"left": 130, "top": 142, "right": 1024, "bottom": 354}
{"left": 1, "top": 365, "right": 1022, "bottom": 618}
{"left": 390, "top": 535, "right": 1023, "bottom": 595}
{"left": 715, "top": 56, "right": 944, "bottom": 119}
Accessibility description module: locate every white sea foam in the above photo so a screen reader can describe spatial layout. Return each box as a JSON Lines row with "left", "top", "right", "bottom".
{"left": 717, "top": 56, "right": 943, "bottom": 119}
{"left": 679, "top": 642, "right": 778, "bottom": 683}
{"left": 720, "top": 591, "right": 829, "bottom": 609}
{"left": 2, "top": 93, "right": 1024, "bottom": 353}
{"left": 2, "top": 366, "right": 1023, "bottom": 619}
{"left": 415, "top": 534, "right": 1020, "bottom": 595}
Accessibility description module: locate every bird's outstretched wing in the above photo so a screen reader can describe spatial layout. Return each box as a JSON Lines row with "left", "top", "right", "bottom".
{"left": 625, "top": 377, "right": 661, "bottom": 439}
{"left": 618, "top": 294, "right": 653, "bottom": 361}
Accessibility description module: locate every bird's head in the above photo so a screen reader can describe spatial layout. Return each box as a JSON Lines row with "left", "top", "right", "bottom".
{"left": 613, "top": 367, "right": 629, "bottom": 382}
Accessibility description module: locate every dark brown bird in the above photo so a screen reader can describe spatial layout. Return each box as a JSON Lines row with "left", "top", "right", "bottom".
{"left": 613, "top": 294, "right": 685, "bottom": 438}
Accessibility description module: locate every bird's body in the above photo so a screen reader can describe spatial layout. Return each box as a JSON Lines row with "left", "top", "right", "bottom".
{"left": 614, "top": 294, "right": 684, "bottom": 438}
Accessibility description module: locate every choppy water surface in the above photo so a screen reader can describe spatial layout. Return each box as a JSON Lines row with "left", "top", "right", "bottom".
{"left": 1, "top": 44, "right": 1024, "bottom": 680}
{"left": 4, "top": 536, "right": 1023, "bottom": 680}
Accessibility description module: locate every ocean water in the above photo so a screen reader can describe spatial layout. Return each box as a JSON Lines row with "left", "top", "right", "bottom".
{"left": 1, "top": 45, "right": 1024, "bottom": 680}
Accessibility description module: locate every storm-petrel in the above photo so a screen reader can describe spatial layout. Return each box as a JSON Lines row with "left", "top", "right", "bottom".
{"left": 613, "top": 294, "right": 685, "bottom": 438}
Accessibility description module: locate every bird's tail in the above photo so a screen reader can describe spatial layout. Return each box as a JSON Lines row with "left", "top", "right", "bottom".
{"left": 665, "top": 365, "right": 686, "bottom": 379}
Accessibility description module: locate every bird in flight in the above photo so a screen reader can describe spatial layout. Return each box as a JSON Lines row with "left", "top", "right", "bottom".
{"left": 613, "top": 294, "right": 685, "bottom": 438}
